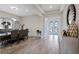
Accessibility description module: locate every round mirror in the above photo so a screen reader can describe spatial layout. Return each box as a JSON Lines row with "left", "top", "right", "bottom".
{"left": 67, "top": 4, "right": 76, "bottom": 25}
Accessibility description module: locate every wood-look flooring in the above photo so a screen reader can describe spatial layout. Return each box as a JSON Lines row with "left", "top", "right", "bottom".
{"left": 0, "top": 36, "right": 59, "bottom": 54}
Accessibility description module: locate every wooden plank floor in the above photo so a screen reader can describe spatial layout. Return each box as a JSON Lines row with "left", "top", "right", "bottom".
{"left": 0, "top": 36, "right": 59, "bottom": 54}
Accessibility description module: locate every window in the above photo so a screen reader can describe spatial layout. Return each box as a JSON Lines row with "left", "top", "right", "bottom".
{"left": 49, "top": 21, "right": 59, "bottom": 35}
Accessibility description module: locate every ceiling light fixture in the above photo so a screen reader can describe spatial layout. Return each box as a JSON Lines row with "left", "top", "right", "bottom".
{"left": 10, "top": 6, "right": 18, "bottom": 10}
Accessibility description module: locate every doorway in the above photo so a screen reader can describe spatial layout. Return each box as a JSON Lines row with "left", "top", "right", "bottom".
{"left": 44, "top": 17, "right": 61, "bottom": 53}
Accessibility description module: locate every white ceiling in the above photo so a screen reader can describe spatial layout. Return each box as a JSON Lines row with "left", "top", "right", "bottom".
{"left": 39, "top": 4, "right": 61, "bottom": 12}
{"left": 0, "top": 4, "right": 65, "bottom": 17}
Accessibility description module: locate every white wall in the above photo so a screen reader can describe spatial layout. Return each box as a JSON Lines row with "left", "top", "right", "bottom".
{"left": 75, "top": 4, "right": 79, "bottom": 38}
{"left": 22, "top": 15, "right": 44, "bottom": 37}
{"left": 0, "top": 11, "right": 21, "bottom": 30}
{"left": 62, "top": 4, "right": 69, "bottom": 30}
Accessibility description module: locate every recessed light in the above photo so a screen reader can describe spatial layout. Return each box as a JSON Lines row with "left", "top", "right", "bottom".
{"left": 11, "top": 18, "right": 17, "bottom": 21}
{"left": 10, "top": 6, "right": 18, "bottom": 10}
